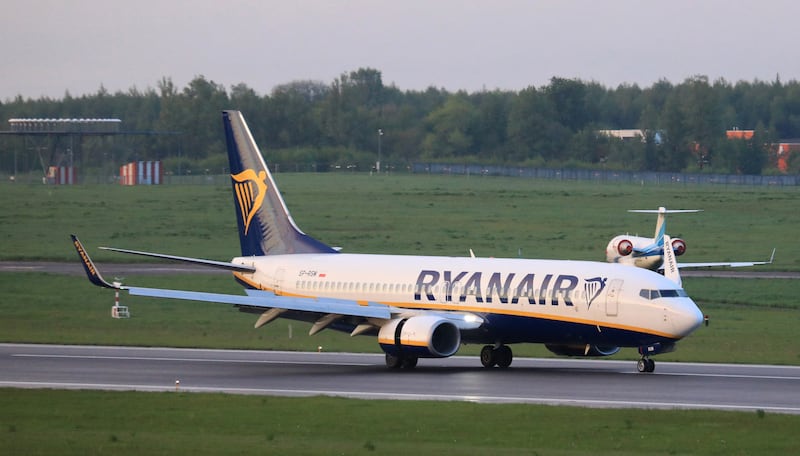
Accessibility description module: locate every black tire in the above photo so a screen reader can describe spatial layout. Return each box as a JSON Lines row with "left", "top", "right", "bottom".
{"left": 496, "top": 345, "right": 513, "bottom": 368}
{"left": 480, "top": 345, "right": 496, "bottom": 368}
{"left": 401, "top": 356, "right": 418, "bottom": 369}
{"left": 385, "top": 353, "right": 403, "bottom": 369}
{"left": 646, "top": 358, "right": 656, "bottom": 373}
{"left": 637, "top": 358, "right": 648, "bottom": 373}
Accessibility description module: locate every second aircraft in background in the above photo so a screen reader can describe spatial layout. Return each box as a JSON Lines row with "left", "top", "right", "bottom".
{"left": 606, "top": 207, "right": 775, "bottom": 271}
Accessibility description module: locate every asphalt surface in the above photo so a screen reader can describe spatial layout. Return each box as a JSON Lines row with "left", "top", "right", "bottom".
{"left": 2, "top": 344, "right": 800, "bottom": 414}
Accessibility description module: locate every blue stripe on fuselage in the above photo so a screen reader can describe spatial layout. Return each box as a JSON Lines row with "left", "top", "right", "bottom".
{"left": 460, "top": 313, "right": 674, "bottom": 348}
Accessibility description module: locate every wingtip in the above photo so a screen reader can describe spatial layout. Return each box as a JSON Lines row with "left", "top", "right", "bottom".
{"left": 71, "top": 235, "right": 117, "bottom": 289}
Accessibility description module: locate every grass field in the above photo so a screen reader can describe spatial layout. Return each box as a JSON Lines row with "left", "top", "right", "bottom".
{"left": 2, "top": 174, "right": 799, "bottom": 454}
{"left": 1, "top": 173, "right": 797, "bottom": 266}
{"left": 2, "top": 389, "right": 799, "bottom": 455}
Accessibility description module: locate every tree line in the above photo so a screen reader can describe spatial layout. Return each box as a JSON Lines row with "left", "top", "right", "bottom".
{"left": 2, "top": 68, "right": 799, "bottom": 176}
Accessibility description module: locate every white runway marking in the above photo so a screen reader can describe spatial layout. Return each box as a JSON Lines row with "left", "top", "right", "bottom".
{"left": 3, "top": 380, "right": 800, "bottom": 414}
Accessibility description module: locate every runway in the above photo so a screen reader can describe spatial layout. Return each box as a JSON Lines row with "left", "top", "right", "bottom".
{"left": 2, "top": 344, "right": 799, "bottom": 414}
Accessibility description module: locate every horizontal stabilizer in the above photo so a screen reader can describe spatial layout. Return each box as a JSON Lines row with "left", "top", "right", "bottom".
{"left": 100, "top": 247, "right": 256, "bottom": 273}
{"left": 628, "top": 209, "right": 702, "bottom": 214}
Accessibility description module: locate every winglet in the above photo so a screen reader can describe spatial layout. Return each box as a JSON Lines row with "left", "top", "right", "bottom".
{"left": 662, "top": 234, "right": 682, "bottom": 287}
{"left": 70, "top": 235, "right": 118, "bottom": 289}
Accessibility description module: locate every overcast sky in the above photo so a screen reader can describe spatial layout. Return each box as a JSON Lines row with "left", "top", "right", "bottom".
{"left": 3, "top": 0, "right": 800, "bottom": 101}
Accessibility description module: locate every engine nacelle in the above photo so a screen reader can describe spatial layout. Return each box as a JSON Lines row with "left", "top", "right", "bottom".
{"left": 545, "top": 343, "right": 620, "bottom": 357}
{"left": 378, "top": 316, "right": 461, "bottom": 358}
{"left": 671, "top": 238, "right": 687, "bottom": 256}
{"left": 617, "top": 239, "right": 633, "bottom": 256}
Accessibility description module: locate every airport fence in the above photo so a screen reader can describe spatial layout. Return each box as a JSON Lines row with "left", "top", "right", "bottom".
{"left": 2, "top": 163, "right": 798, "bottom": 187}
{"left": 411, "top": 163, "right": 800, "bottom": 187}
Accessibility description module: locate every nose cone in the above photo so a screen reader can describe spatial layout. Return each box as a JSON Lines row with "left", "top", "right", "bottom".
{"left": 671, "top": 298, "right": 704, "bottom": 338}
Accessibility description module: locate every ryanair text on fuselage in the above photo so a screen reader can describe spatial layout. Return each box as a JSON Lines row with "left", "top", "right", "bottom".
{"left": 414, "top": 270, "right": 608, "bottom": 308}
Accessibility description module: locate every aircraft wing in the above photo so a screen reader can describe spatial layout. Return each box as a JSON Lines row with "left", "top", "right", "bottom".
{"left": 73, "top": 235, "right": 485, "bottom": 331}
{"left": 127, "top": 286, "right": 391, "bottom": 319}
{"left": 72, "top": 235, "right": 390, "bottom": 320}
{"left": 677, "top": 248, "right": 775, "bottom": 269}
{"left": 126, "top": 287, "right": 481, "bottom": 330}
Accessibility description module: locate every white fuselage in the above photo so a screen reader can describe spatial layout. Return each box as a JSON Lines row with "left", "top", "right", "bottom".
{"left": 232, "top": 253, "right": 703, "bottom": 347}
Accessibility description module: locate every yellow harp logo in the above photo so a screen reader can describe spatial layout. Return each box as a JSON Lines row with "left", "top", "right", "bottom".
{"left": 231, "top": 169, "right": 268, "bottom": 235}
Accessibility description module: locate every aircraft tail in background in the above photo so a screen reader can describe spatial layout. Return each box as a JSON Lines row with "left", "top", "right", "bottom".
{"left": 608, "top": 207, "right": 774, "bottom": 271}
{"left": 628, "top": 207, "right": 701, "bottom": 250}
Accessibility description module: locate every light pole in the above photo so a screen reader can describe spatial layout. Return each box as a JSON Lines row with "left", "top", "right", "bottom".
{"left": 377, "top": 128, "right": 383, "bottom": 173}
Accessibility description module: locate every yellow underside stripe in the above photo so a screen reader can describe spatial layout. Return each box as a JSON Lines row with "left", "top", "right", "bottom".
{"left": 232, "top": 272, "right": 679, "bottom": 339}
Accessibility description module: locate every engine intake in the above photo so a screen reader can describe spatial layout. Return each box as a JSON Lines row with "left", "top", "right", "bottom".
{"left": 671, "top": 238, "right": 687, "bottom": 256}
{"left": 378, "top": 316, "right": 461, "bottom": 358}
{"left": 545, "top": 343, "right": 620, "bottom": 357}
{"left": 617, "top": 239, "right": 633, "bottom": 256}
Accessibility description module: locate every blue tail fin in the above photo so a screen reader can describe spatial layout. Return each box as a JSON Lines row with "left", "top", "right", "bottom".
{"left": 222, "top": 110, "right": 337, "bottom": 256}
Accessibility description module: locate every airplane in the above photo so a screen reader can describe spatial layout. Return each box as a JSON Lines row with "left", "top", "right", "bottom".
{"left": 72, "top": 110, "right": 705, "bottom": 373}
{"left": 606, "top": 207, "right": 775, "bottom": 271}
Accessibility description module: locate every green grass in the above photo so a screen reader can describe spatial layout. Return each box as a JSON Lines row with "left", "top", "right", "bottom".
{"left": 1, "top": 174, "right": 798, "bottom": 266}
{"left": 2, "top": 389, "right": 799, "bottom": 455}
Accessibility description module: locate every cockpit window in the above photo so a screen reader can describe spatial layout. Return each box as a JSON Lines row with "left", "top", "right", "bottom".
{"left": 639, "top": 289, "right": 688, "bottom": 300}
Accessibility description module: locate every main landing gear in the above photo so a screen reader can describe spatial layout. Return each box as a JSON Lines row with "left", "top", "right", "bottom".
{"left": 385, "top": 353, "right": 418, "bottom": 369}
{"left": 637, "top": 357, "right": 656, "bottom": 373}
{"left": 480, "top": 345, "right": 513, "bottom": 368}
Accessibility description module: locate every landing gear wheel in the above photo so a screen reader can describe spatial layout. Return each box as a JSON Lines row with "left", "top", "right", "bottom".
{"left": 386, "top": 353, "right": 403, "bottom": 369}
{"left": 385, "top": 353, "right": 418, "bottom": 369}
{"left": 496, "top": 345, "right": 513, "bottom": 368}
{"left": 480, "top": 345, "right": 496, "bottom": 368}
{"left": 637, "top": 358, "right": 656, "bottom": 373}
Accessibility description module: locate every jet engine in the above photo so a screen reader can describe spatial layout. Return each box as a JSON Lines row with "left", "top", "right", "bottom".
{"left": 378, "top": 316, "right": 461, "bottom": 358}
{"left": 545, "top": 343, "right": 620, "bottom": 357}
{"left": 617, "top": 239, "right": 633, "bottom": 256}
{"left": 671, "top": 238, "right": 687, "bottom": 256}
